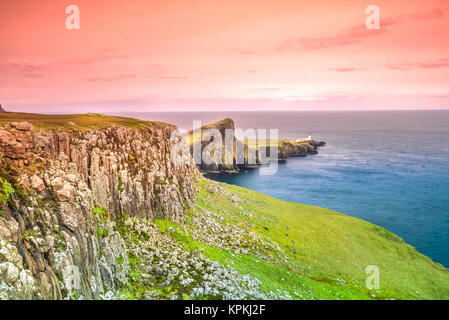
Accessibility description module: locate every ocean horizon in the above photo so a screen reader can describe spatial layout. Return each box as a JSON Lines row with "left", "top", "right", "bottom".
{"left": 111, "top": 110, "right": 449, "bottom": 268}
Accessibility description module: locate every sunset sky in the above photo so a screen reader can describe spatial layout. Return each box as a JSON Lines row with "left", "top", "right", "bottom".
{"left": 0, "top": 0, "right": 448, "bottom": 112}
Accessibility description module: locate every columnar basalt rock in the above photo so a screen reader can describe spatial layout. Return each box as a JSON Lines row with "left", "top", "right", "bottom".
{"left": 0, "top": 121, "right": 200, "bottom": 299}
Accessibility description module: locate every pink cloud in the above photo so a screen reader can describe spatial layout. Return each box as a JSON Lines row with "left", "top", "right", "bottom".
{"left": 386, "top": 58, "right": 449, "bottom": 70}
{"left": 159, "top": 76, "right": 189, "bottom": 80}
{"left": 240, "top": 51, "right": 255, "bottom": 55}
{"left": 328, "top": 67, "right": 358, "bottom": 72}
{"left": 7, "top": 59, "right": 47, "bottom": 77}
{"left": 278, "top": 8, "right": 447, "bottom": 52}
{"left": 61, "top": 53, "right": 128, "bottom": 66}
{"left": 85, "top": 73, "right": 136, "bottom": 82}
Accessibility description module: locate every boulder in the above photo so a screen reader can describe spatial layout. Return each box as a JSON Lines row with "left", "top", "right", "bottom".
{"left": 55, "top": 184, "right": 75, "bottom": 202}
{"left": 30, "top": 175, "right": 45, "bottom": 192}
{"left": 9, "top": 121, "right": 35, "bottom": 132}
{"left": 50, "top": 177, "right": 64, "bottom": 190}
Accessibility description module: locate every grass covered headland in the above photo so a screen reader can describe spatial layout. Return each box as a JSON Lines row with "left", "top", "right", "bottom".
{"left": 0, "top": 112, "right": 170, "bottom": 131}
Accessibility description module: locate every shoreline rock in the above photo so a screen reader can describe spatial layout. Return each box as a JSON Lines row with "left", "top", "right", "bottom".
{"left": 186, "top": 118, "right": 326, "bottom": 174}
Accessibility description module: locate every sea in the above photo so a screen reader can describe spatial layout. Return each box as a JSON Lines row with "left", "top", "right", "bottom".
{"left": 113, "top": 110, "right": 449, "bottom": 268}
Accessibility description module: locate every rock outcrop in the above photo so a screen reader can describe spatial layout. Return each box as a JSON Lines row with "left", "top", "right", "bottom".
{"left": 0, "top": 121, "right": 199, "bottom": 299}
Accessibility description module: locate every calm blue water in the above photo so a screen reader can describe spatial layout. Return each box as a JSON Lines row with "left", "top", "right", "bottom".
{"left": 114, "top": 111, "right": 449, "bottom": 268}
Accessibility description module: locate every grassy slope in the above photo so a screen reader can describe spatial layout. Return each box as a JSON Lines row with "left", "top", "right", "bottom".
{"left": 157, "top": 179, "right": 449, "bottom": 300}
{"left": 0, "top": 112, "right": 171, "bottom": 131}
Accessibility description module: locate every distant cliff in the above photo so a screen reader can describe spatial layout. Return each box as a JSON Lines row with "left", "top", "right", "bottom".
{"left": 0, "top": 105, "right": 6, "bottom": 112}
{"left": 186, "top": 118, "right": 325, "bottom": 174}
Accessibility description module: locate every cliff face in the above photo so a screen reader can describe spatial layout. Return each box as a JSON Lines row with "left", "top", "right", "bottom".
{"left": 0, "top": 121, "right": 199, "bottom": 299}
{"left": 188, "top": 118, "right": 239, "bottom": 173}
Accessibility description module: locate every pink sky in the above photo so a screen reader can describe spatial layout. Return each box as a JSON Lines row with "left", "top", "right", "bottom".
{"left": 0, "top": 0, "right": 448, "bottom": 112}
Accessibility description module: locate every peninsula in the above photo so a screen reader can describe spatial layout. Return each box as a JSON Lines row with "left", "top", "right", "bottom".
{"left": 185, "top": 118, "right": 326, "bottom": 174}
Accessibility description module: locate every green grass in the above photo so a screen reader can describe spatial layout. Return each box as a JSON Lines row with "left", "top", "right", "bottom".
{"left": 0, "top": 177, "right": 14, "bottom": 206}
{"left": 0, "top": 112, "right": 172, "bottom": 132}
{"left": 156, "top": 179, "right": 449, "bottom": 300}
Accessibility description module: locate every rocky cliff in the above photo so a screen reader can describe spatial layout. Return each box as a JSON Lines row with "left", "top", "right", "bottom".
{"left": 0, "top": 117, "right": 199, "bottom": 299}
{"left": 187, "top": 118, "right": 239, "bottom": 173}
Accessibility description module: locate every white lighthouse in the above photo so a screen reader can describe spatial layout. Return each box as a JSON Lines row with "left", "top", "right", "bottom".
{"left": 295, "top": 133, "right": 313, "bottom": 142}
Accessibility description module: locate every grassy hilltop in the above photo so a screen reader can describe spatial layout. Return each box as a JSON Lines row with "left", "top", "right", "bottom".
{"left": 0, "top": 112, "right": 170, "bottom": 131}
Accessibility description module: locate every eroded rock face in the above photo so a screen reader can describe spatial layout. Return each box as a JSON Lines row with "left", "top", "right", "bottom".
{"left": 0, "top": 122, "right": 199, "bottom": 299}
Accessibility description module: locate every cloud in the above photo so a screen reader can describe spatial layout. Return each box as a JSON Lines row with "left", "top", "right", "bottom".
{"left": 60, "top": 53, "right": 127, "bottom": 66}
{"left": 9, "top": 51, "right": 126, "bottom": 68}
{"left": 6, "top": 50, "right": 129, "bottom": 78}
{"left": 256, "top": 87, "right": 282, "bottom": 91}
{"left": 328, "top": 67, "right": 357, "bottom": 72}
{"left": 59, "top": 47, "right": 128, "bottom": 65}
{"left": 386, "top": 58, "right": 449, "bottom": 70}
{"left": 7, "top": 59, "right": 47, "bottom": 77}
{"left": 282, "top": 26, "right": 385, "bottom": 51}
{"left": 239, "top": 51, "right": 255, "bottom": 55}
{"left": 278, "top": 8, "right": 447, "bottom": 51}
{"left": 85, "top": 73, "right": 136, "bottom": 82}
{"left": 159, "top": 75, "right": 189, "bottom": 80}
{"left": 283, "top": 96, "right": 327, "bottom": 101}
{"left": 405, "top": 8, "right": 446, "bottom": 20}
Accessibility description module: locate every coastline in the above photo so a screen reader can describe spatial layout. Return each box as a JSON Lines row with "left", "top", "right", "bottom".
{"left": 186, "top": 117, "right": 326, "bottom": 174}
{"left": 0, "top": 111, "right": 447, "bottom": 300}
